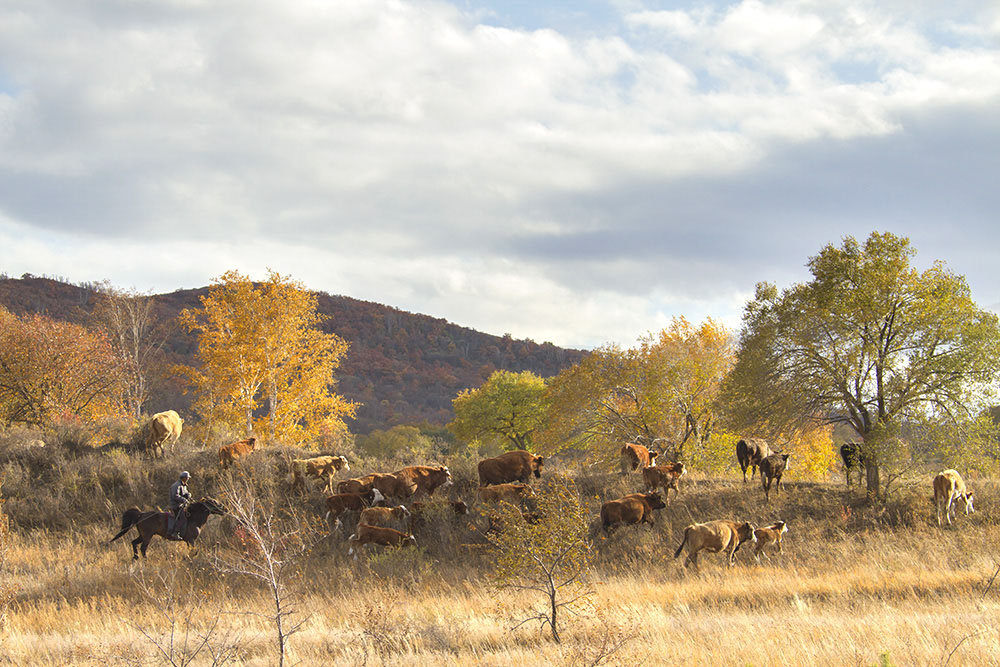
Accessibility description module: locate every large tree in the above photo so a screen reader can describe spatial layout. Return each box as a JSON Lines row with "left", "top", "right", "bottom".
{"left": 449, "top": 370, "right": 548, "bottom": 451}
{"left": 539, "top": 318, "right": 733, "bottom": 463}
{"left": 725, "top": 232, "right": 1000, "bottom": 500}
{"left": 179, "top": 270, "right": 355, "bottom": 446}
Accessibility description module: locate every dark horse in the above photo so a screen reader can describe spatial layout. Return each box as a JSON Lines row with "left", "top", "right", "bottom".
{"left": 109, "top": 497, "right": 226, "bottom": 560}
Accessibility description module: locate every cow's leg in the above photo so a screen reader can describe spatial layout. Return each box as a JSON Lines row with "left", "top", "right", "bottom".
{"left": 946, "top": 496, "right": 955, "bottom": 526}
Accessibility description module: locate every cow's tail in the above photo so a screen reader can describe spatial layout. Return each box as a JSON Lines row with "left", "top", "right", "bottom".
{"left": 109, "top": 508, "right": 142, "bottom": 543}
{"left": 673, "top": 526, "right": 691, "bottom": 559}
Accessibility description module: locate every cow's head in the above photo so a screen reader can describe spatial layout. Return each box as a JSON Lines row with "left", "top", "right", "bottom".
{"left": 437, "top": 466, "right": 453, "bottom": 487}
{"left": 649, "top": 451, "right": 660, "bottom": 465}
{"left": 247, "top": 437, "right": 257, "bottom": 450}
{"left": 532, "top": 455, "right": 544, "bottom": 478}
{"left": 337, "top": 456, "right": 350, "bottom": 472}
{"left": 646, "top": 492, "right": 667, "bottom": 510}
{"left": 394, "top": 504, "right": 411, "bottom": 517}
{"left": 404, "top": 534, "right": 417, "bottom": 547}
{"left": 739, "top": 521, "right": 757, "bottom": 543}
{"left": 963, "top": 492, "right": 976, "bottom": 515}
{"left": 452, "top": 500, "right": 469, "bottom": 515}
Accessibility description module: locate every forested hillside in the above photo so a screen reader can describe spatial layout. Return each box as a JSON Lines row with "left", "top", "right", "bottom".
{"left": 0, "top": 275, "right": 586, "bottom": 433}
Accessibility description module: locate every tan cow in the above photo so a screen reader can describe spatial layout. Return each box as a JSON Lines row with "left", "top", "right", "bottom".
{"left": 478, "top": 483, "right": 535, "bottom": 505}
{"left": 358, "top": 505, "right": 410, "bottom": 531}
{"left": 478, "top": 450, "right": 544, "bottom": 486}
{"left": 620, "top": 443, "right": 659, "bottom": 474}
{"left": 218, "top": 437, "right": 257, "bottom": 469}
{"left": 600, "top": 492, "right": 667, "bottom": 533}
{"left": 933, "top": 469, "right": 975, "bottom": 527}
{"left": 393, "top": 465, "right": 453, "bottom": 498}
{"left": 348, "top": 524, "right": 417, "bottom": 556}
{"left": 289, "top": 455, "right": 350, "bottom": 493}
{"left": 753, "top": 521, "right": 788, "bottom": 560}
{"left": 673, "top": 519, "right": 757, "bottom": 571}
{"left": 147, "top": 410, "right": 183, "bottom": 457}
{"left": 642, "top": 462, "right": 686, "bottom": 500}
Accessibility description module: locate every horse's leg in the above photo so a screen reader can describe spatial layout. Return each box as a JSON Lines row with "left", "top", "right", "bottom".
{"left": 131, "top": 536, "right": 142, "bottom": 560}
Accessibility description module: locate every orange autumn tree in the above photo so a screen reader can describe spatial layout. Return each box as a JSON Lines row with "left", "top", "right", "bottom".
{"left": 0, "top": 306, "right": 125, "bottom": 425}
{"left": 179, "top": 270, "right": 355, "bottom": 446}
{"left": 539, "top": 317, "right": 733, "bottom": 464}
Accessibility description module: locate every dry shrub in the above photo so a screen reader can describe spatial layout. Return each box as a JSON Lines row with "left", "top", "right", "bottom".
{"left": 364, "top": 545, "right": 434, "bottom": 583}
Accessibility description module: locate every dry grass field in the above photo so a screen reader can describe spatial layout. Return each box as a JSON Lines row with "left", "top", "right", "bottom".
{"left": 2, "top": 434, "right": 1000, "bottom": 665}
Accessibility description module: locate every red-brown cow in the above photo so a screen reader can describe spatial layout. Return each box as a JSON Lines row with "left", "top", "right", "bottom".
{"left": 324, "top": 488, "right": 385, "bottom": 528}
{"left": 642, "top": 462, "right": 686, "bottom": 500}
{"left": 348, "top": 524, "right": 417, "bottom": 556}
{"left": 478, "top": 483, "right": 534, "bottom": 504}
{"left": 357, "top": 505, "right": 410, "bottom": 531}
{"left": 620, "top": 443, "right": 659, "bottom": 474}
{"left": 478, "top": 450, "right": 544, "bottom": 486}
{"left": 218, "top": 437, "right": 257, "bottom": 469}
{"left": 393, "top": 465, "right": 453, "bottom": 498}
{"left": 600, "top": 492, "right": 667, "bottom": 533}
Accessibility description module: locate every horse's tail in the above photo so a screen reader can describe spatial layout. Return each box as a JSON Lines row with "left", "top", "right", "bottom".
{"left": 673, "top": 526, "right": 691, "bottom": 559}
{"left": 109, "top": 507, "right": 143, "bottom": 543}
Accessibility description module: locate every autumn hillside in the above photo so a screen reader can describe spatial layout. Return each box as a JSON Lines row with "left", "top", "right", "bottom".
{"left": 0, "top": 275, "right": 586, "bottom": 433}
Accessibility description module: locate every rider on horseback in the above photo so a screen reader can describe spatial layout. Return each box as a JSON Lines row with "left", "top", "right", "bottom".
{"left": 167, "top": 471, "right": 192, "bottom": 540}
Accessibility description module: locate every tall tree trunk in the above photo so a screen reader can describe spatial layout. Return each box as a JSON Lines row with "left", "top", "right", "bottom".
{"left": 865, "top": 456, "right": 880, "bottom": 504}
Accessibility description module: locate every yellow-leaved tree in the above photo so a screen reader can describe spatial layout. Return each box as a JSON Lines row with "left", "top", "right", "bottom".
{"left": 179, "top": 270, "right": 356, "bottom": 446}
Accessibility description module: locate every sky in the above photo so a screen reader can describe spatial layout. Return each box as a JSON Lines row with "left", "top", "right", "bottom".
{"left": 1, "top": 0, "right": 999, "bottom": 349}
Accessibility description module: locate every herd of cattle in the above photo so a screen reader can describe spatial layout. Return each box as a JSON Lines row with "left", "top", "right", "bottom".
{"left": 151, "top": 418, "right": 979, "bottom": 570}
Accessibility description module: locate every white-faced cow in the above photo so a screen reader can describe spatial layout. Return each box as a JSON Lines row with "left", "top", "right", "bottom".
{"left": 933, "top": 469, "right": 975, "bottom": 527}
{"left": 673, "top": 519, "right": 757, "bottom": 571}
{"left": 736, "top": 438, "right": 772, "bottom": 483}
{"left": 753, "top": 521, "right": 788, "bottom": 560}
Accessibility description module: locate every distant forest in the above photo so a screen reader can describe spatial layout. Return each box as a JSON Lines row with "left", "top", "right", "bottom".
{"left": 0, "top": 275, "right": 587, "bottom": 433}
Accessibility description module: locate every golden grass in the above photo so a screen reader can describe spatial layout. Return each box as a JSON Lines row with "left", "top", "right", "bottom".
{"left": 4, "top": 507, "right": 1000, "bottom": 666}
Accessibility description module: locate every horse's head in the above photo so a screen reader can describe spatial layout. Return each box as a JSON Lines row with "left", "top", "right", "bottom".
{"left": 197, "top": 497, "right": 227, "bottom": 516}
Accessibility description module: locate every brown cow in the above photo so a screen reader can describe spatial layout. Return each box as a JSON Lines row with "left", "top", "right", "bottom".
{"left": 393, "top": 465, "right": 453, "bottom": 498}
{"left": 289, "top": 455, "right": 350, "bottom": 493}
{"left": 478, "top": 450, "right": 545, "bottom": 486}
{"left": 933, "top": 469, "right": 975, "bottom": 527}
{"left": 600, "top": 492, "right": 667, "bottom": 533}
{"left": 760, "top": 453, "right": 790, "bottom": 502}
{"left": 620, "top": 443, "right": 659, "bottom": 474}
{"left": 736, "top": 438, "right": 772, "bottom": 483}
{"left": 147, "top": 410, "right": 183, "bottom": 457}
{"left": 673, "top": 519, "right": 757, "bottom": 571}
{"left": 753, "top": 521, "right": 788, "bottom": 560}
{"left": 218, "top": 437, "right": 257, "bottom": 469}
{"left": 478, "top": 483, "right": 535, "bottom": 505}
{"left": 324, "top": 488, "right": 385, "bottom": 528}
{"left": 358, "top": 505, "right": 410, "bottom": 530}
{"left": 348, "top": 524, "right": 416, "bottom": 555}
{"left": 642, "top": 462, "right": 686, "bottom": 500}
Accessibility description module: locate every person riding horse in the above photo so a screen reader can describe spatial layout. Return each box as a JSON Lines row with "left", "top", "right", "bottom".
{"left": 167, "top": 471, "right": 192, "bottom": 540}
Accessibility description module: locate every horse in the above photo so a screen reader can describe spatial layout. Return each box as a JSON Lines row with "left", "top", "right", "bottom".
{"left": 109, "top": 497, "right": 226, "bottom": 560}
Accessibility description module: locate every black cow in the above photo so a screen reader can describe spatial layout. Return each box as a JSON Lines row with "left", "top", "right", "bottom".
{"left": 736, "top": 438, "right": 772, "bottom": 483}
{"left": 760, "top": 453, "right": 790, "bottom": 502}
{"left": 840, "top": 443, "right": 867, "bottom": 487}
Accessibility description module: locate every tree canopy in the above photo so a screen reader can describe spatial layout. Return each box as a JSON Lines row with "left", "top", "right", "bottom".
{"left": 179, "top": 270, "right": 356, "bottom": 446}
{"left": 449, "top": 370, "right": 548, "bottom": 451}
{"left": 724, "top": 232, "right": 1000, "bottom": 498}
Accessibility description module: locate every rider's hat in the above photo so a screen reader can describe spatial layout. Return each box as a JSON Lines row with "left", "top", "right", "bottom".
{"left": 180, "top": 471, "right": 191, "bottom": 479}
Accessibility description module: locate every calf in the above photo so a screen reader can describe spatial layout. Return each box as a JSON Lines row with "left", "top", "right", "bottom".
{"left": 642, "top": 463, "right": 686, "bottom": 501}
{"left": 620, "top": 443, "right": 659, "bottom": 474}
{"left": 760, "top": 453, "right": 790, "bottom": 502}
{"left": 478, "top": 483, "right": 534, "bottom": 505}
{"left": 736, "top": 438, "right": 771, "bottom": 483}
{"left": 324, "top": 488, "right": 385, "bottom": 529}
{"left": 840, "top": 443, "right": 867, "bottom": 487}
{"left": 218, "top": 437, "right": 257, "bottom": 469}
{"left": 600, "top": 492, "right": 667, "bottom": 533}
{"left": 289, "top": 455, "right": 350, "bottom": 493}
{"left": 348, "top": 524, "right": 417, "bottom": 556}
{"left": 753, "top": 521, "right": 788, "bottom": 560}
{"left": 673, "top": 519, "right": 757, "bottom": 571}
{"left": 933, "top": 469, "right": 975, "bottom": 527}
{"left": 358, "top": 505, "right": 410, "bottom": 531}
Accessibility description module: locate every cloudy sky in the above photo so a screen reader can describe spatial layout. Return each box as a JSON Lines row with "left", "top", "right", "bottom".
{"left": 1, "top": 0, "right": 998, "bottom": 349}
